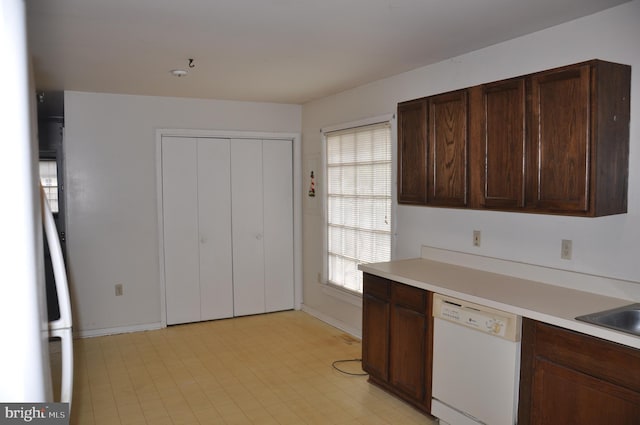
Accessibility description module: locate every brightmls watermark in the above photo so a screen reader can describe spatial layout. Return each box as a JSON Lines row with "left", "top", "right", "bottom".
{"left": 0, "top": 404, "right": 69, "bottom": 424}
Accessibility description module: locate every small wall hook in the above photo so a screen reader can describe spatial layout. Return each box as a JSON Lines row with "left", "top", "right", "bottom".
{"left": 188, "top": 58, "right": 195, "bottom": 68}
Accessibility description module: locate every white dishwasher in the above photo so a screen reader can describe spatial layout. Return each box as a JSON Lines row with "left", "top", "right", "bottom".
{"left": 431, "top": 294, "right": 522, "bottom": 425}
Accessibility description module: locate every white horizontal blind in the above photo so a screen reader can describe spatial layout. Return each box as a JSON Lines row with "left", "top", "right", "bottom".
{"left": 39, "top": 160, "right": 59, "bottom": 213}
{"left": 326, "top": 122, "right": 392, "bottom": 293}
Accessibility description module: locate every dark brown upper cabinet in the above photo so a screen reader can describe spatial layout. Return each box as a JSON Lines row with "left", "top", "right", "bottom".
{"left": 397, "top": 90, "right": 469, "bottom": 208}
{"left": 529, "top": 65, "right": 590, "bottom": 212}
{"left": 399, "top": 59, "right": 631, "bottom": 216}
{"left": 427, "top": 90, "right": 468, "bottom": 207}
{"left": 528, "top": 61, "right": 630, "bottom": 216}
{"left": 398, "top": 98, "right": 428, "bottom": 204}
{"left": 470, "top": 78, "right": 526, "bottom": 209}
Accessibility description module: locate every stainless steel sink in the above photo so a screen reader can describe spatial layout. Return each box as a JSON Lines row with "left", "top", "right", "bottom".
{"left": 575, "top": 303, "right": 640, "bottom": 337}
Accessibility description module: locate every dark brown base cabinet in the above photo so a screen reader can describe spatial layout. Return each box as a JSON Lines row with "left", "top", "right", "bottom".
{"left": 519, "top": 319, "right": 640, "bottom": 424}
{"left": 362, "top": 273, "right": 433, "bottom": 414}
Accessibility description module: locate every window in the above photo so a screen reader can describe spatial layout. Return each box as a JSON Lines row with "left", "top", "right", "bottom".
{"left": 325, "top": 121, "right": 392, "bottom": 293}
{"left": 39, "top": 160, "right": 59, "bottom": 213}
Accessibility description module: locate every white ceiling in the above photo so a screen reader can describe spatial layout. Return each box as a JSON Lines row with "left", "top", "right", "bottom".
{"left": 27, "top": 0, "right": 629, "bottom": 105}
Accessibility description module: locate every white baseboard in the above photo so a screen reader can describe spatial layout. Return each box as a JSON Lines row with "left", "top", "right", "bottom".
{"left": 75, "top": 309, "right": 362, "bottom": 340}
{"left": 301, "top": 304, "right": 362, "bottom": 339}
{"left": 75, "top": 322, "right": 163, "bottom": 338}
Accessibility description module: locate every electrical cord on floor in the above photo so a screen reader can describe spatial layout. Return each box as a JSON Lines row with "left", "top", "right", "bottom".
{"left": 331, "top": 358, "right": 369, "bottom": 376}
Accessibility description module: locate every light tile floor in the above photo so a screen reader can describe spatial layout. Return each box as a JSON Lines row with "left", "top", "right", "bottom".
{"left": 68, "top": 311, "right": 437, "bottom": 424}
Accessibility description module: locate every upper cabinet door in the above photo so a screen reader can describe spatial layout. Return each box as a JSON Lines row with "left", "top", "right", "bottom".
{"left": 427, "top": 90, "right": 468, "bottom": 207}
{"left": 481, "top": 79, "right": 526, "bottom": 209}
{"left": 530, "top": 65, "right": 591, "bottom": 212}
{"left": 398, "top": 99, "right": 427, "bottom": 204}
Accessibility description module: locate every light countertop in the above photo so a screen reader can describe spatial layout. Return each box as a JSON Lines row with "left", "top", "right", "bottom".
{"left": 359, "top": 251, "right": 640, "bottom": 349}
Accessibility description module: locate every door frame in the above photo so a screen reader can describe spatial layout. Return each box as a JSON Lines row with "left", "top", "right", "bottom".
{"left": 155, "top": 128, "right": 302, "bottom": 327}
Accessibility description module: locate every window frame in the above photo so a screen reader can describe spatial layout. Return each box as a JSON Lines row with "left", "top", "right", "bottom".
{"left": 321, "top": 114, "right": 396, "bottom": 297}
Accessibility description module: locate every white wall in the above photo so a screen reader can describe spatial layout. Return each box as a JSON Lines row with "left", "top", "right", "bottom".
{"left": 64, "top": 91, "right": 301, "bottom": 334}
{"left": 301, "top": 1, "right": 640, "bottom": 335}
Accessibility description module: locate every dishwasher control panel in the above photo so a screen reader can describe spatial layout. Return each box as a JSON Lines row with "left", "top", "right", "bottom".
{"left": 433, "top": 294, "right": 521, "bottom": 341}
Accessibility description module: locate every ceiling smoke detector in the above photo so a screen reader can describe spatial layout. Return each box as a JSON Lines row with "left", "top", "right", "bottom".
{"left": 169, "top": 59, "right": 194, "bottom": 78}
{"left": 170, "top": 69, "right": 188, "bottom": 77}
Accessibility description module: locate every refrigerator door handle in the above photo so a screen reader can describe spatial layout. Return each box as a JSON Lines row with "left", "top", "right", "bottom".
{"left": 49, "top": 327, "right": 73, "bottom": 405}
{"left": 40, "top": 185, "right": 72, "bottom": 331}
{"left": 40, "top": 185, "right": 74, "bottom": 405}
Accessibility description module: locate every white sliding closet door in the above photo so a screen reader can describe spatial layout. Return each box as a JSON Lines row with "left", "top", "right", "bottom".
{"left": 263, "top": 139, "right": 294, "bottom": 312}
{"left": 162, "top": 137, "right": 233, "bottom": 325}
{"left": 231, "top": 139, "right": 265, "bottom": 316}
{"left": 162, "top": 135, "right": 294, "bottom": 322}
{"left": 162, "top": 137, "right": 200, "bottom": 325}
{"left": 197, "top": 138, "right": 233, "bottom": 321}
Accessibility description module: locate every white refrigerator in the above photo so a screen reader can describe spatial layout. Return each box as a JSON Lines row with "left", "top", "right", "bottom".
{"left": 0, "top": 0, "right": 73, "bottom": 406}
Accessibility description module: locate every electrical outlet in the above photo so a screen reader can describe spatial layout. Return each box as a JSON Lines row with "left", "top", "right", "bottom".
{"left": 473, "top": 230, "right": 481, "bottom": 247}
{"left": 115, "top": 284, "right": 124, "bottom": 296}
{"left": 561, "top": 239, "right": 572, "bottom": 260}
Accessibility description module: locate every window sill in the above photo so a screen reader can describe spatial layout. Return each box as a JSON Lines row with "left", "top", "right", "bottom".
{"left": 322, "top": 283, "right": 362, "bottom": 307}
